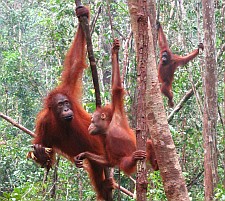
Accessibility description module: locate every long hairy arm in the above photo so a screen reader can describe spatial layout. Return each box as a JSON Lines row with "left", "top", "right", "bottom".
{"left": 111, "top": 39, "right": 125, "bottom": 114}
{"left": 157, "top": 21, "right": 169, "bottom": 50}
{"left": 60, "top": 6, "right": 89, "bottom": 97}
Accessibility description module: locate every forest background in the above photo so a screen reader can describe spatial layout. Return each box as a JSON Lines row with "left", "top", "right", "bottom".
{"left": 0, "top": 0, "right": 224, "bottom": 200}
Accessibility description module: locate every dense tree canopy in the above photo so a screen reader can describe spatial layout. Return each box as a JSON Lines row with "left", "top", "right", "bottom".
{"left": 0, "top": 0, "right": 224, "bottom": 200}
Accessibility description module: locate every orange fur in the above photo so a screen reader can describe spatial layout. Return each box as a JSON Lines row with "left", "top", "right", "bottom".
{"left": 32, "top": 7, "right": 108, "bottom": 200}
{"left": 75, "top": 39, "right": 158, "bottom": 178}
{"left": 157, "top": 22, "right": 202, "bottom": 107}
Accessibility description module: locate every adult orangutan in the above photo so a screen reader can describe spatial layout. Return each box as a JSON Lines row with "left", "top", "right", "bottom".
{"left": 27, "top": 6, "right": 110, "bottom": 200}
{"left": 75, "top": 39, "right": 158, "bottom": 175}
{"left": 157, "top": 21, "right": 204, "bottom": 107}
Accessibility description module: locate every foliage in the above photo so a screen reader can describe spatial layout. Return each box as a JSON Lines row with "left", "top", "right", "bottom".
{"left": 214, "top": 184, "right": 225, "bottom": 201}
{"left": 148, "top": 171, "right": 166, "bottom": 200}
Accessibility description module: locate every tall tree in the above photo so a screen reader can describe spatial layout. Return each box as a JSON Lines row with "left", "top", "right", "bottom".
{"left": 128, "top": 0, "right": 190, "bottom": 200}
{"left": 128, "top": 0, "right": 149, "bottom": 200}
{"left": 202, "top": 0, "right": 218, "bottom": 200}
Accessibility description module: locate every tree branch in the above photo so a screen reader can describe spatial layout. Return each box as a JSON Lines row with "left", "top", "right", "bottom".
{"left": 75, "top": 0, "right": 102, "bottom": 107}
{"left": 168, "top": 81, "right": 201, "bottom": 123}
{"left": 90, "top": 5, "right": 102, "bottom": 36}
{"left": 0, "top": 112, "right": 35, "bottom": 138}
{"left": 122, "top": 30, "right": 133, "bottom": 85}
{"left": 187, "top": 169, "right": 204, "bottom": 190}
{"left": 115, "top": 183, "right": 134, "bottom": 198}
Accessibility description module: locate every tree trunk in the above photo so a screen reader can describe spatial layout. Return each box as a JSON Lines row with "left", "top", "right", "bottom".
{"left": 223, "top": 71, "right": 225, "bottom": 189}
{"left": 146, "top": 12, "right": 190, "bottom": 201}
{"left": 128, "top": 0, "right": 190, "bottom": 200}
{"left": 147, "top": 0, "right": 157, "bottom": 51}
{"left": 128, "top": 0, "right": 149, "bottom": 200}
{"left": 201, "top": 0, "right": 218, "bottom": 200}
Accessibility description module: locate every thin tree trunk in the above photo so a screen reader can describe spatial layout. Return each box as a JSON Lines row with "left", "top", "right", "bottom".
{"left": 221, "top": 0, "right": 225, "bottom": 191}
{"left": 128, "top": 0, "right": 149, "bottom": 200}
{"left": 201, "top": 0, "right": 218, "bottom": 200}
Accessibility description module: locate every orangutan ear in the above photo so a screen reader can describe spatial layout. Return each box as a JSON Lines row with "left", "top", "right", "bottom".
{"left": 101, "top": 113, "right": 106, "bottom": 120}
